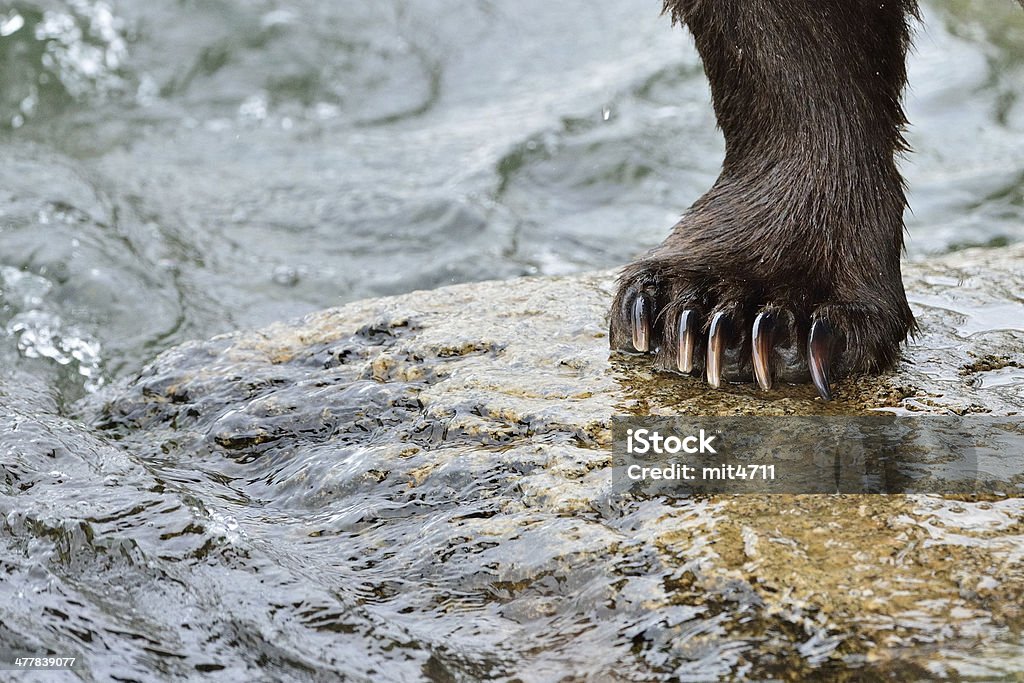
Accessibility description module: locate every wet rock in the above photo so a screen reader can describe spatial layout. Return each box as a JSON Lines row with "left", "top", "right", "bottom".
{"left": 93, "top": 244, "right": 1024, "bottom": 435}
{"left": 66, "top": 245, "right": 1024, "bottom": 677}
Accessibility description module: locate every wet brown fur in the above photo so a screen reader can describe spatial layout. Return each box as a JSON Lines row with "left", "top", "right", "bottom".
{"left": 611, "top": 0, "right": 929, "bottom": 380}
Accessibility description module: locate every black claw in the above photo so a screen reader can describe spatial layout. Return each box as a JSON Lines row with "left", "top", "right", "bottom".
{"left": 631, "top": 295, "right": 652, "bottom": 353}
{"left": 706, "top": 311, "right": 729, "bottom": 389}
{"left": 752, "top": 311, "right": 775, "bottom": 392}
{"left": 677, "top": 309, "right": 697, "bottom": 374}
{"left": 808, "top": 319, "right": 835, "bottom": 401}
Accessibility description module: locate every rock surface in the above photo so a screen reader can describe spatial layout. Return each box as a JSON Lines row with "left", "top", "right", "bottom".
{"left": 97, "top": 243, "right": 1024, "bottom": 426}
{"left": 6, "top": 246, "right": 1024, "bottom": 679}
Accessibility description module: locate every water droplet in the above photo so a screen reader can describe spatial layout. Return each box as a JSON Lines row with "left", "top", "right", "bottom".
{"left": 239, "top": 93, "right": 269, "bottom": 122}
{"left": 0, "top": 12, "right": 25, "bottom": 37}
{"left": 272, "top": 265, "right": 300, "bottom": 287}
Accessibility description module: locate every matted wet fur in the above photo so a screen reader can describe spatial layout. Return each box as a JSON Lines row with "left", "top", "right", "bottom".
{"left": 609, "top": 0, "right": 1019, "bottom": 400}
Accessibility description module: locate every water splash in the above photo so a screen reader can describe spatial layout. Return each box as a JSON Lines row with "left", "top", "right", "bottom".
{"left": 1, "top": 266, "right": 104, "bottom": 392}
{"left": 0, "top": 0, "right": 129, "bottom": 128}
{"left": 34, "top": 0, "right": 127, "bottom": 95}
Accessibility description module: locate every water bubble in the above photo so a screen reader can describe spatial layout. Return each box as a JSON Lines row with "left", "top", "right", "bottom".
{"left": 1, "top": 12, "right": 25, "bottom": 37}
{"left": 239, "top": 93, "right": 269, "bottom": 122}
{"left": 272, "top": 265, "right": 300, "bottom": 287}
{"left": 1, "top": 267, "right": 104, "bottom": 391}
{"left": 313, "top": 102, "right": 340, "bottom": 120}
{"left": 33, "top": 1, "right": 128, "bottom": 97}
{"left": 260, "top": 9, "right": 297, "bottom": 30}
{"left": 136, "top": 74, "right": 159, "bottom": 107}
{"left": 2, "top": 1, "right": 129, "bottom": 127}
